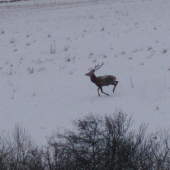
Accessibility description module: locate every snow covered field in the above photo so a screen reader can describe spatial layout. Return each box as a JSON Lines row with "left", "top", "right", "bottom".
{"left": 0, "top": 0, "right": 170, "bottom": 145}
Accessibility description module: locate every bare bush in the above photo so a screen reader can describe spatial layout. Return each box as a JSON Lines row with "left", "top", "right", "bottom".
{"left": 50, "top": 41, "right": 56, "bottom": 54}
{"left": 101, "top": 26, "right": 105, "bottom": 31}
{"left": 10, "top": 38, "right": 15, "bottom": 44}
{"left": 162, "top": 49, "right": 167, "bottom": 54}
{"left": 1, "top": 112, "right": 170, "bottom": 169}
{"left": 0, "top": 30, "right": 4, "bottom": 34}
{"left": 63, "top": 46, "right": 69, "bottom": 52}
{"left": 0, "top": 125, "right": 44, "bottom": 170}
{"left": 28, "top": 67, "right": 34, "bottom": 74}
{"left": 46, "top": 111, "right": 170, "bottom": 170}
{"left": 65, "top": 56, "right": 71, "bottom": 62}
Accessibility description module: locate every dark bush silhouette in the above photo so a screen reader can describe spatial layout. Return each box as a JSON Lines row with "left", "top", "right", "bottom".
{"left": 47, "top": 111, "right": 170, "bottom": 170}
{"left": 0, "top": 125, "right": 45, "bottom": 170}
{"left": 0, "top": 111, "right": 170, "bottom": 169}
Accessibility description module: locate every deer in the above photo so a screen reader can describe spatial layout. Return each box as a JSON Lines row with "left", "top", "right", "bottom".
{"left": 85, "top": 62, "right": 118, "bottom": 97}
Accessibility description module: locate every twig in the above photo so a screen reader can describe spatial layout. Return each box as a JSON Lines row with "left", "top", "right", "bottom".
{"left": 164, "top": 76, "right": 166, "bottom": 90}
{"left": 130, "top": 77, "right": 134, "bottom": 88}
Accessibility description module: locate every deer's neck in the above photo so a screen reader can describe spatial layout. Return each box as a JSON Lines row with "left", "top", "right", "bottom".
{"left": 90, "top": 74, "right": 98, "bottom": 83}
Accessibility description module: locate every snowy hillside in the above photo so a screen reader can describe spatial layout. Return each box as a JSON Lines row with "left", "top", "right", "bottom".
{"left": 0, "top": 0, "right": 170, "bottom": 145}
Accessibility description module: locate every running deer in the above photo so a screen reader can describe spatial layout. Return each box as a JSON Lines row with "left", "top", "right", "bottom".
{"left": 85, "top": 63, "right": 118, "bottom": 96}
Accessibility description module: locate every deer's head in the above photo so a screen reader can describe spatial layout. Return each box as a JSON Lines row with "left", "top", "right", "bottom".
{"left": 85, "top": 62, "right": 104, "bottom": 77}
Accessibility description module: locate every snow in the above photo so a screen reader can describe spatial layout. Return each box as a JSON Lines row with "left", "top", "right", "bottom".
{"left": 0, "top": 0, "right": 170, "bottom": 145}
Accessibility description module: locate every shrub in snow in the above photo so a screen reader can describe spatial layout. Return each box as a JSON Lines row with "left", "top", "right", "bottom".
{"left": 10, "top": 38, "right": 15, "bottom": 44}
{"left": 28, "top": 67, "right": 34, "bottom": 74}
{"left": 47, "top": 111, "right": 170, "bottom": 170}
{"left": 50, "top": 41, "right": 56, "bottom": 54}
{"left": 65, "top": 56, "right": 71, "bottom": 62}
{"left": 0, "top": 125, "right": 43, "bottom": 170}
{"left": 147, "top": 46, "right": 153, "bottom": 51}
{"left": 0, "top": 30, "right": 5, "bottom": 34}
{"left": 63, "top": 45, "right": 69, "bottom": 52}
{"left": 162, "top": 49, "right": 167, "bottom": 54}
{"left": 1, "top": 111, "right": 170, "bottom": 169}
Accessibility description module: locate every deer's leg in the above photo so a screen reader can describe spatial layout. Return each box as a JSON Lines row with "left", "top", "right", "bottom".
{"left": 113, "top": 81, "right": 118, "bottom": 93}
{"left": 100, "top": 87, "right": 109, "bottom": 96}
{"left": 97, "top": 88, "right": 100, "bottom": 97}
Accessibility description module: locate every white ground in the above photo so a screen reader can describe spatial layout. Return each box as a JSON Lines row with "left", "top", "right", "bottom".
{"left": 0, "top": 0, "right": 170, "bottom": 145}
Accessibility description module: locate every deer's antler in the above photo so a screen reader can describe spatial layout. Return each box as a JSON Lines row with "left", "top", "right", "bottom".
{"left": 88, "top": 62, "right": 104, "bottom": 72}
{"left": 93, "top": 62, "right": 104, "bottom": 71}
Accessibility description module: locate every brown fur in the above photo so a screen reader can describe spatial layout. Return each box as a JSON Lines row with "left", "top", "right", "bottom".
{"left": 97, "top": 75, "right": 116, "bottom": 86}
